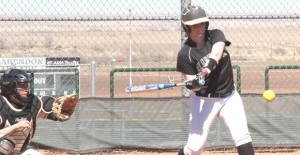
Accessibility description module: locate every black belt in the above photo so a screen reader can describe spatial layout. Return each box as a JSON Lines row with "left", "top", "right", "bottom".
{"left": 197, "top": 90, "right": 235, "bottom": 98}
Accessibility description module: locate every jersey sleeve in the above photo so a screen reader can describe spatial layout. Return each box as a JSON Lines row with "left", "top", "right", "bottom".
{"left": 0, "top": 98, "right": 5, "bottom": 129}
{"left": 210, "top": 29, "right": 227, "bottom": 44}
{"left": 176, "top": 46, "right": 198, "bottom": 75}
{"left": 37, "top": 95, "right": 59, "bottom": 121}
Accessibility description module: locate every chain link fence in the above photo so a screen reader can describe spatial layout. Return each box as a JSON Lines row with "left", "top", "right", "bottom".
{"left": 0, "top": 0, "right": 300, "bottom": 153}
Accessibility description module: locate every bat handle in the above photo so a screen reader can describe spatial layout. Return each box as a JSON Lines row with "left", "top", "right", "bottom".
{"left": 199, "top": 79, "right": 205, "bottom": 85}
{"left": 198, "top": 74, "right": 206, "bottom": 85}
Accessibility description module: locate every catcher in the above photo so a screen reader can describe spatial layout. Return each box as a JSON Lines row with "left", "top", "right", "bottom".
{"left": 0, "top": 68, "right": 79, "bottom": 155}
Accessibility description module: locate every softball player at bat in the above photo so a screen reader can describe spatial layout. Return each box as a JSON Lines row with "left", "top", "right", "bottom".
{"left": 177, "top": 5, "right": 255, "bottom": 155}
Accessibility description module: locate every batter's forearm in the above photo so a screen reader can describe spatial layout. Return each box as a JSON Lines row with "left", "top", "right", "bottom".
{"left": 210, "top": 41, "right": 225, "bottom": 64}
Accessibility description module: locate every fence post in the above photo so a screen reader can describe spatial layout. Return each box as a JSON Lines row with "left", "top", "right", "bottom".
{"left": 90, "top": 61, "right": 96, "bottom": 97}
{"left": 180, "top": 0, "right": 191, "bottom": 46}
{"left": 232, "top": 65, "right": 241, "bottom": 94}
{"left": 264, "top": 65, "right": 300, "bottom": 90}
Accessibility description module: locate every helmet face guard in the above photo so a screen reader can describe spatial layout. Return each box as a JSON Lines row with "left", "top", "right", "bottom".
{"left": 181, "top": 5, "right": 209, "bottom": 36}
{"left": 0, "top": 69, "right": 33, "bottom": 104}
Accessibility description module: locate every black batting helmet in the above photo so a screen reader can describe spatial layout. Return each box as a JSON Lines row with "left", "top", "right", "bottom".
{"left": 181, "top": 5, "right": 209, "bottom": 35}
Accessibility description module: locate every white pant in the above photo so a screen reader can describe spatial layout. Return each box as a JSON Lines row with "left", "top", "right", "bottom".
{"left": 184, "top": 90, "right": 252, "bottom": 155}
{"left": 20, "top": 147, "right": 44, "bottom": 155}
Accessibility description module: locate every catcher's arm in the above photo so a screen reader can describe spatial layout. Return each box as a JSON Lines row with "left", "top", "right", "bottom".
{"left": 51, "top": 94, "right": 79, "bottom": 122}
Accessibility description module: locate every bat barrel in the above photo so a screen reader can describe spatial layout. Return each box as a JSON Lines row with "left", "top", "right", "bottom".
{"left": 157, "top": 84, "right": 176, "bottom": 89}
{"left": 126, "top": 83, "right": 184, "bottom": 93}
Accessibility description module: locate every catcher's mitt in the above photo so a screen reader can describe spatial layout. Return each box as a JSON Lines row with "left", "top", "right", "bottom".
{"left": 52, "top": 94, "right": 79, "bottom": 121}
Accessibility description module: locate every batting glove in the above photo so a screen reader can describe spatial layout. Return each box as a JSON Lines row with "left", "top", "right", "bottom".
{"left": 185, "top": 78, "right": 201, "bottom": 90}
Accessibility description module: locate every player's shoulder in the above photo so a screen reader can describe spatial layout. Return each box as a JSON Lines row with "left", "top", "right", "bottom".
{"left": 178, "top": 45, "right": 193, "bottom": 61}
{"left": 0, "top": 95, "right": 10, "bottom": 104}
{"left": 37, "top": 95, "right": 56, "bottom": 104}
{"left": 208, "top": 29, "right": 224, "bottom": 36}
{"left": 0, "top": 96, "right": 5, "bottom": 108}
{"left": 30, "top": 94, "right": 54, "bottom": 105}
{"left": 179, "top": 44, "right": 191, "bottom": 53}
{"left": 208, "top": 28, "right": 223, "bottom": 32}
{"left": 30, "top": 94, "right": 56, "bottom": 111}
{"left": 179, "top": 38, "right": 196, "bottom": 53}
{"left": 0, "top": 96, "right": 13, "bottom": 112}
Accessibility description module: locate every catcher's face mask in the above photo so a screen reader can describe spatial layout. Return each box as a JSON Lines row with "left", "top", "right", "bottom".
{"left": 0, "top": 69, "right": 32, "bottom": 106}
{"left": 16, "top": 82, "right": 30, "bottom": 100}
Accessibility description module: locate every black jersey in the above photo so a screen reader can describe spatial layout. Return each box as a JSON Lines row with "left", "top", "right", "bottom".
{"left": 0, "top": 94, "right": 57, "bottom": 154}
{"left": 176, "top": 29, "right": 234, "bottom": 96}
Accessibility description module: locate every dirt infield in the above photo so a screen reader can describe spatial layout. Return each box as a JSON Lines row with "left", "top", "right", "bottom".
{"left": 35, "top": 147, "right": 300, "bottom": 155}
{"left": 37, "top": 149, "right": 300, "bottom": 155}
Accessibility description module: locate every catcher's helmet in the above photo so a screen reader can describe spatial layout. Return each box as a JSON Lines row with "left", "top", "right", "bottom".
{"left": 181, "top": 5, "right": 209, "bottom": 35}
{"left": 0, "top": 69, "right": 32, "bottom": 104}
{"left": 1, "top": 69, "right": 32, "bottom": 84}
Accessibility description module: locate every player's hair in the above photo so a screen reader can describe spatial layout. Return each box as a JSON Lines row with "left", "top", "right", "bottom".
{"left": 0, "top": 69, "right": 32, "bottom": 105}
{"left": 181, "top": 5, "right": 209, "bottom": 36}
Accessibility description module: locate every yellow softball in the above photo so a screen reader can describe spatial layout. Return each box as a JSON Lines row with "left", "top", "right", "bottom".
{"left": 263, "top": 90, "right": 276, "bottom": 102}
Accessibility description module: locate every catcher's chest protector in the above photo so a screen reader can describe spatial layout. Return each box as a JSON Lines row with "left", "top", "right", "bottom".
{"left": 0, "top": 96, "right": 40, "bottom": 154}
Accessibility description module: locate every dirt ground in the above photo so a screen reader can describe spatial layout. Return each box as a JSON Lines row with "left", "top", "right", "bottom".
{"left": 39, "top": 151, "right": 300, "bottom": 155}
{"left": 36, "top": 148, "right": 300, "bottom": 155}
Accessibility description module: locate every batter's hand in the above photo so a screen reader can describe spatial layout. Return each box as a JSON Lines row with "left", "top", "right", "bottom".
{"left": 197, "top": 68, "right": 210, "bottom": 85}
{"left": 185, "top": 78, "right": 201, "bottom": 90}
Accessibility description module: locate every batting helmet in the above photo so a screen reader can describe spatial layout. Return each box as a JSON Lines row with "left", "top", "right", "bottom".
{"left": 0, "top": 69, "right": 32, "bottom": 104}
{"left": 181, "top": 5, "right": 209, "bottom": 35}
